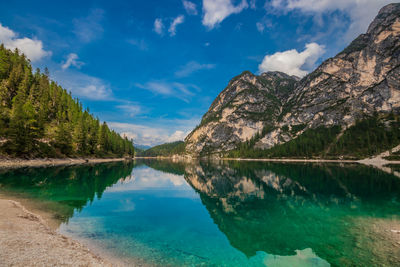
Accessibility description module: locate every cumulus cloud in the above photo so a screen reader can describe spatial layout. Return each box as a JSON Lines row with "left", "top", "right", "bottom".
{"left": 202, "top": 0, "right": 249, "bottom": 29}
{"left": 61, "top": 53, "right": 84, "bottom": 70}
{"left": 108, "top": 122, "right": 195, "bottom": 147}
{"left": 175, "top": 61, "right": 216, "bottom": 78}
{"left": 154, "top": 18, "right": 164, "bottom": 35}
{"left": 268, "top": 0, "right": 393, "bottom": 41}
{"left": 183, "top": 0, "right": 198, "bottom": 15}
{"left": 135, "top": 81, "right": 197, "bottom": 102}
{"left": 73, "top": 8, "right": 104, "bottom": 43}
{"left": 0, "top": 23, "right": 51, "bottom": 62}
{"left": 167, "top": 130, "right": 187, "bottom": 142}
{"left": 169, "top": 15, "right": 185, "bottom": 36}
{"left": 53, "top": 70, "right": 112, "bottom": 100}
{"left": 258, "top": 42, "right": 325, "bottom": 77}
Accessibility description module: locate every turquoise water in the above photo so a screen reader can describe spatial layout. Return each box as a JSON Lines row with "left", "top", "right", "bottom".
{"left": 0, "top": 160, "right": 399, "bottom": 266}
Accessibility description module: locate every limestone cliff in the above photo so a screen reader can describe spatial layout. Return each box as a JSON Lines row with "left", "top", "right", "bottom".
{"left": 185, "top": 71, "right": 298, "bottom": 155}
{"left": 185, "top": 3, "right": 400, "bottom": 157}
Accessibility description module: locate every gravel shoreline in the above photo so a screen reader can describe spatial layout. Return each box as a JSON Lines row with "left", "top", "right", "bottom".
{"left": 0, "top": 198, "right": 113, "bottom": 266}
{"left": 0, "top": 157, "right": 130, "bottom": 169}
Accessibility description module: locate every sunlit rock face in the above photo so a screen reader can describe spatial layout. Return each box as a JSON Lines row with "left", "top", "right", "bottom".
{"left": 185, "top": 71, "right": 297, "bottom": 155}
{"left": 185, "top": 3, "right": 400, "bottom": 156}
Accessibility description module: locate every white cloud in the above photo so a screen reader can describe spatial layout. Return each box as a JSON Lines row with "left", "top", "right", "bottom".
{"left": 175, "top": 61, "right": 216, "bottom": 78}
{"left": 268, "top": 0, "right": 393, "bottom": 41}
{"left": 183, "top": 0, "right": 198, "bottom": 15}
{"left": 61, "top": 53, "right": 84, "bottom": 70}
{"left": 0, "top": 23, "right": 51, "bottom": 62}
{"left": 270, "top": 0, "right": 389, "bottom": 14}
{"left": 202, "top": 0, "right": 249, "bottom": 29}
{"left": 169, "top": 15, "right": 185, "bottom": 36}
{"left": 256, "top": 17, "right": 273, "bottom": 33}
{"left": 154, "top": 18, "right": 164, "bottom": 35}
{"left": 52, "top": 69, "right": 112, "bottom": 100}
{"left": 116, "top": 104, "right": 142, "bottom": 117}
{"left": 106, "top": 168, "right": 191, "bottom": 192}
{"left": 136, "top": 81, "right": 173, "bottom": 95}
{"left": 79, "top": 84, "right": 112, "bottom": 100}
{"left": 136, "top": 81, "right": 197, "bottom": 102}
{"left": 108, "top": 122, "right": 196, "bottom": 147}
{"left": 73, "top": 8, "right": 105, "bottom": 43}
{"left": 258, "top": 42, "right": 325, "bottom": 77}
{"left": 154, "top": 15, "right": 185, "bottom": 37}
{"left": 0, "top": 24, "right": 14, "bottom": 41}
{"left": 167, "top": 130, "right": 187, "bottom": 143}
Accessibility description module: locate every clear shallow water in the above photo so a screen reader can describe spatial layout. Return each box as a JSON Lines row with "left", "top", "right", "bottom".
{"left": 0, "top": 160, "right": 399, "bottom": 266}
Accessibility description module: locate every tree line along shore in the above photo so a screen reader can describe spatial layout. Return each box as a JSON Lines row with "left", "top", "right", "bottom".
{"left": 0, "top": 45, "right": 134, "bottom": 159}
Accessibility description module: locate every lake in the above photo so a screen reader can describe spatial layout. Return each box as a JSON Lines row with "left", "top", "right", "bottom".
{"left": 0, "top": 160, "right": 399, "bottom": 266}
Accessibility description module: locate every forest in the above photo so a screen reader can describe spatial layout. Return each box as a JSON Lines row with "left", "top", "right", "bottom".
{"left": 227, "top": 113, "right": 400, "bottom": 159}
{"left": 0, "top": 45, "right": 134, "bottom": 158}
{"left": 137, "top": 141, "right": 185, "bottom": 157}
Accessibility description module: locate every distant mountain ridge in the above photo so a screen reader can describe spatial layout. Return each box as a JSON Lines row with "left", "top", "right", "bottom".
{"left": 134, "top": 144, "right": 152, "bottom": 150}
{"left": 137, "top": 141, "right": 185, "bottom": 157}
{"left": 185, "top": 3, "right": 400, "bottom": 159}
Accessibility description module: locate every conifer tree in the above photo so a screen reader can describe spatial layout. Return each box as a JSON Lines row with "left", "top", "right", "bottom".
{"left": 55, "top": 122, "right": 72, "bottom": 155}
{"left": 0, "top": 45, "right": 134, "bottom": 158}
{"left": 8, "top": 89, "right": 38, "bottom": 155}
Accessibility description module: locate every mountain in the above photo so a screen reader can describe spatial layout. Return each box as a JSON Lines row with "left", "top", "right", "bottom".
{"left": 185, "top": 3, "right": 400, "bottom": 159}
{"left": 134, "top": 144, "right": 152, "bottom": 150}
{"left": 185, "top": 71, "right": 298, "bottom": 155}
{"left": 133, "top": 146, "right": 145, "bottom": 156}
{"left": 0, "top": 45, "right": 134, "bottom": 158}
{"left": 137, "top": 141, "right": 185, "bottom": 157}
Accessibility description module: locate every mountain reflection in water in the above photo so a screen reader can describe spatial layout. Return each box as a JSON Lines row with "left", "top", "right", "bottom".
{"left": 147, "top": 160, "right": 400, "bottom": 266}
{"left": 0, "top": 160, "right": 399, "bottom": 266}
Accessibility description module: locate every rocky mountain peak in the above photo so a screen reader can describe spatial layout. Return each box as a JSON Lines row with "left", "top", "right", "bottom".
{"left": 185, "top": 68, "right": 298, "bottom": 155}
{"left": 186, "top": 3, "right": 400, "bottom": 157}
{"left": 367, "top": 3, "right": 400, "bottom": 35}
{"left": 261, "top": 71, "right": 300, "bottom": 81}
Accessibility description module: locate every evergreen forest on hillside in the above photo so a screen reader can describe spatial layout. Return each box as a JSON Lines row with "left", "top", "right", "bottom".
{"left": 227, "top": 113, "right": 400, "bottom": 160}
{"left": 137, "top": 141, "right": 185, "bottom": 157}
{"left": 0, "top": 45, "right": 134, "bottom": 158}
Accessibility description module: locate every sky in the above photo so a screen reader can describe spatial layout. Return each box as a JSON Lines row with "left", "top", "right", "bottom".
{"left": 0, "top": 0, "right": 396, "bottom": 147}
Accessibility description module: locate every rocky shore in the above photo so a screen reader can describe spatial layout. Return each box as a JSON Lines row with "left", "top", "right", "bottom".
{"left": 0, "top": 157, "right": 130, "bottom": 169}
{"left": 0, "top": 198, "right": 112, "bottom": 266}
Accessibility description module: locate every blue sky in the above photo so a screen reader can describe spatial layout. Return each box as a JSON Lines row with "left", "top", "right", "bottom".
{"left": 0, "top": 0, "right": 395, "bottom": 146}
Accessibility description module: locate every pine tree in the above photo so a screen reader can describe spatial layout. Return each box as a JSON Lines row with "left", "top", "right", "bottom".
{"left": 75, "top": 115, "right": 88, "bottom": 155}
{"left": 98, "top": 122, "right": 109, "bottom": 154}
{"left": 8, "top": 89, "right": 38, "bottom": 155}
{"left": 87, "top": 118, "right": 99, "bottom": 154}
{"left": 55, "top": 122, "right": 72, "bottom": 155}
{"left": 0, "top": 45, "right": 134, "bottom": 158}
